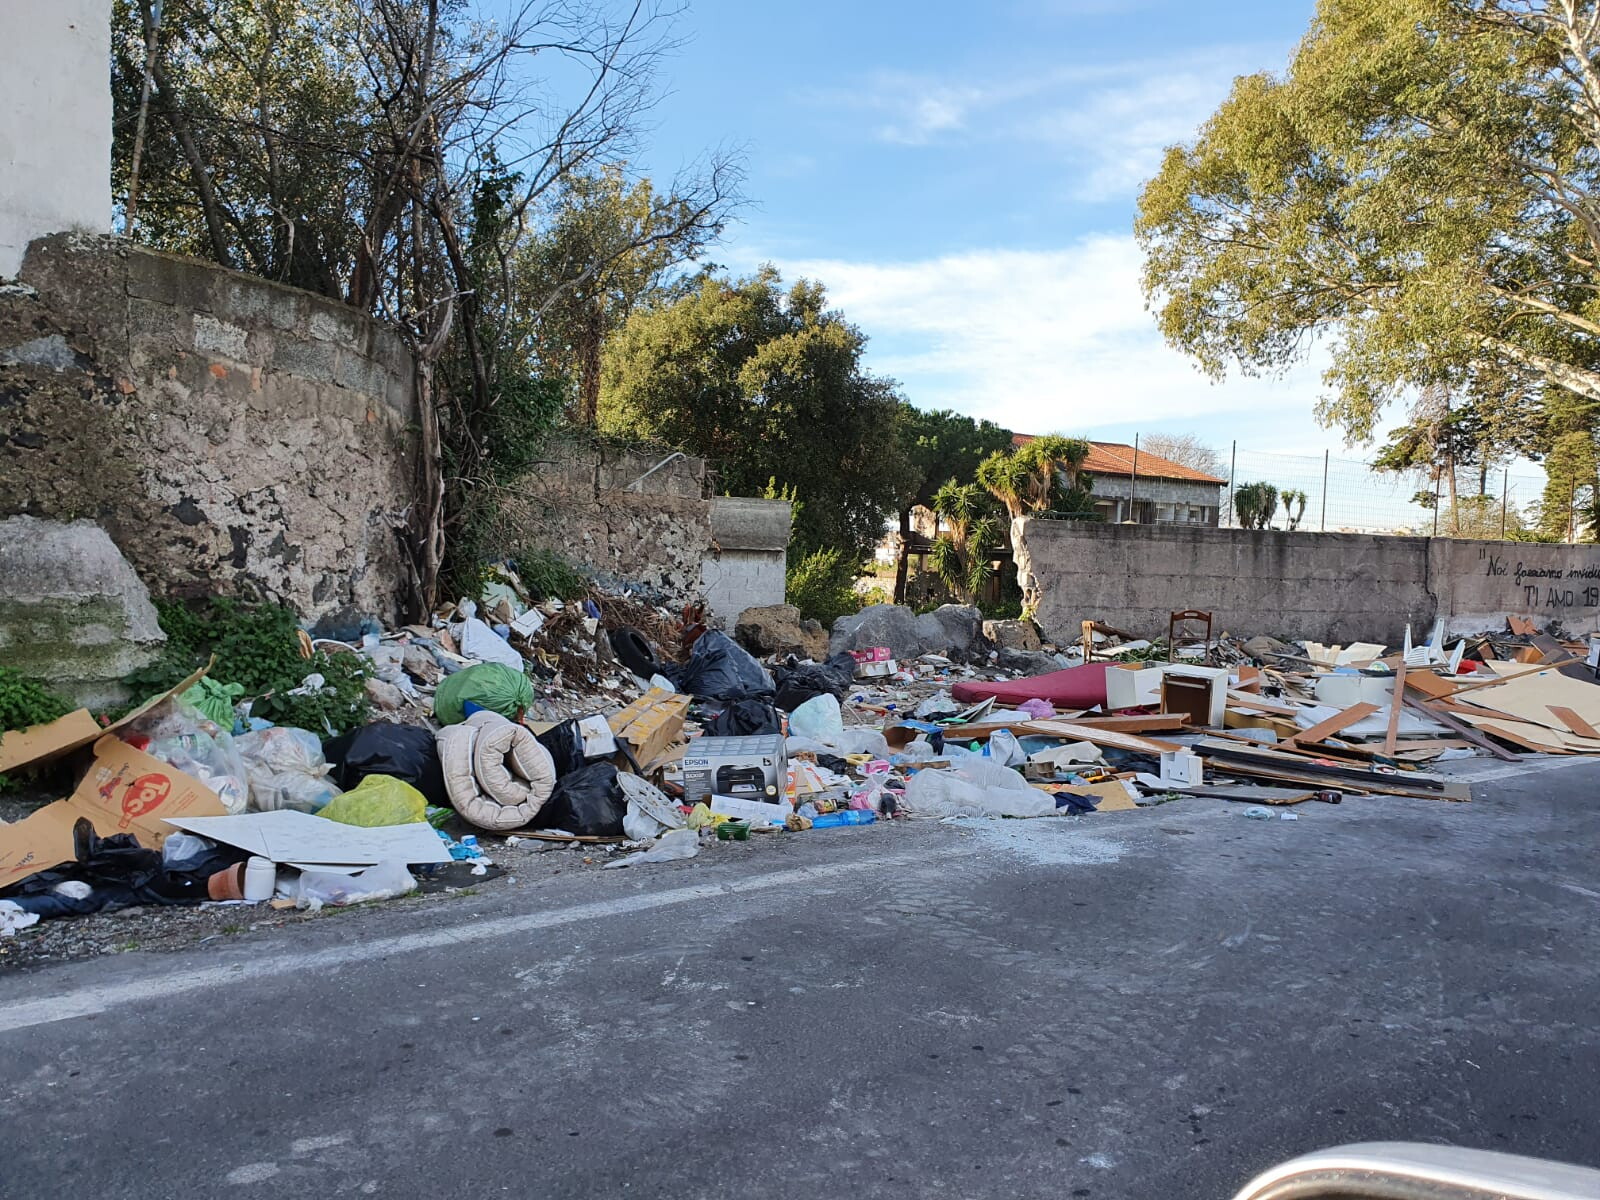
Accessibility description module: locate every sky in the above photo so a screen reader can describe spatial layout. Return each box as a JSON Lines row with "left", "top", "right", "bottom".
{"left": 629, "top": 0, "right": 1346, "bottom": 459}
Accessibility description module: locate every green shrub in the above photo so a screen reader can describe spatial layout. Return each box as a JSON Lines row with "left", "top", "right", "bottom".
{"left": 0, "top": 668, "right": 76, "bottom": 794}
{"left": 510, "top": 548, "right": 588, "bottom": 601}
{"left": 249, "top": 649, "right": 370, "bottom": 735}
{"left": 787, "top": 548, "right": 864, "bottom": 628}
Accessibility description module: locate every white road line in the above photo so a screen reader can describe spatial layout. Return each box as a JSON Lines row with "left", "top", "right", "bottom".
{"left": 0, "top": 849, "right": 945, "bottom": 1036}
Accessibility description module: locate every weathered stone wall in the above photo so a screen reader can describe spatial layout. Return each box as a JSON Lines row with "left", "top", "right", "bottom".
{"left": 500, "top": 439, "right": 789, "bottom": 621}
{"left": 0, "top": 234, "right": 417, "bottom": 622}
{"left": 1019, "top": 520, "right": 1600, "bottom": 646}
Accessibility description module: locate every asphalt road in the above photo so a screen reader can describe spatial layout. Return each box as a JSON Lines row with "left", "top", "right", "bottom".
{"left": 3, "top": 755, "right": 1599, "bottom": 1199}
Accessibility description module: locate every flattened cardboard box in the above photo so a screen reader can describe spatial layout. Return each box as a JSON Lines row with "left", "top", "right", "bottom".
{"left": 0, "top": 735, "right": 228, "bottom": 889}
{"left": 0, "top": 664, "right": 209, "bottom": 775}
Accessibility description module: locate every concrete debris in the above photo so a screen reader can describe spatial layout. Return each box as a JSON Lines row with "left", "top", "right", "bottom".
{"left": 734, "top": 603, "right": 828, "bottom": 661}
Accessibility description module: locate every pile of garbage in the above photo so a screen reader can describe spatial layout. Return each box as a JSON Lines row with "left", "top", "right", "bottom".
{"left": 3, "top": 584, "right": 1593, "bottom": 939}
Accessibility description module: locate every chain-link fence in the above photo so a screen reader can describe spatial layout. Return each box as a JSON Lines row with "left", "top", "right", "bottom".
{"left": 1116, "top": 439, "right": 1556, "bottom": 539}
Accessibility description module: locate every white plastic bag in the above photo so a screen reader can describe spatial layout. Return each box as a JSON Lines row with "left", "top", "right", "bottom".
{"left": 293, "top": 860, "right": 416, "bottom": 910}
{"left": 789, "top": 693, "right": 844, "bottom": 741}
{"left": 987, "top": 729, "right": 1027, "bottom": 768}
{"left": 905, "top": 762, "right": 1056, "bottom": 819}
{"left": 604, "top": 827, "right": 701, "bottom": 869}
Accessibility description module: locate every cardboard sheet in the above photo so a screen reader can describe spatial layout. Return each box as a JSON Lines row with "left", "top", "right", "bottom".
{"left": 0, "top": 735, "right": 228, "bottom": 888}
{"left": 1457, "top": 665, "right": 1600, "bottom": 733}
{"left": 164, "top": 810, "right": 452, "bottom": 866}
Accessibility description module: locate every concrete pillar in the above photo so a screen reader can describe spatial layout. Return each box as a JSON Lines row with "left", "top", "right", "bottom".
{"left": 0, "top": 0, "right": 112, "bottom": 277}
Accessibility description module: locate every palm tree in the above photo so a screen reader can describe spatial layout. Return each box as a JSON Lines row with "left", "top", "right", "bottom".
{"left": 976, "top": 435, "right": 1093, "bottom": 517}
{"left": 929, "top": 480, "right": 997, "bottom": 603}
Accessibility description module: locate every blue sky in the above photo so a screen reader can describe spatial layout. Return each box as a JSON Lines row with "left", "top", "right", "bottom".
{"left": 628, "top": 0, "right": 1350, "bottom": 456}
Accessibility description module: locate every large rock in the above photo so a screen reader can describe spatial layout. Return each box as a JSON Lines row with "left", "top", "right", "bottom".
{"left": 983, "top": 617, "right": 1041, "bottom": 651}
{"left": 829, "top": 604, "right": 986, "bottom": 661}
{"left": 0, "top": 516, "right": 165, "bottom": 707}
{"left": 734, "top": 604, "right": 828, "bottom": 661}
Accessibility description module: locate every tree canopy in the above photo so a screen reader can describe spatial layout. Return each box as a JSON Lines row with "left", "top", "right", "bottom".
{"left": 1137, "top": 0, "right": 1600, "bottom": 443}
{"left": 598, "top": 267, "right": 914, "bottom": 560}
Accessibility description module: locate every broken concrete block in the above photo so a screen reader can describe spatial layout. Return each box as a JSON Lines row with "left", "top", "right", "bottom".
{"left": 0, "top": 516, "right": 165, "bottom": 707}
{"left": 983, "top": 618, "right": 1042, "bottom": 652}
{"left": 364, "top": 677, "right": 407, "bottom": 712}
{"left": 734, "top": 604, "right": 828, "bottom": 661}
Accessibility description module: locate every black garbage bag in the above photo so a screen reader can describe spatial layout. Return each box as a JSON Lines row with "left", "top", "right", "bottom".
{"left": 536, "top": 718, "right": 590, "bottom": 778}
{"left": 324, "top": 723, "right": 448, "bottom": 809}
{"left": 0, "top": 818, "right": 247, "bottom": 919}
{"left": 609, "top": 627, "right": 661, "bottom": 680}
{"left": 664, "top": 630, "right": 773, "bottom": 701}
{"left": 772, "top": 654, "right": 854, "bottom": 713}
{"left": 703, "top": 699, "right": 783, "bottom": 737}
{"left": 533, "top": 762, "right": 627, "bottom": 837}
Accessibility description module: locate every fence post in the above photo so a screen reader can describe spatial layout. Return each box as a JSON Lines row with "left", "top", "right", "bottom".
{"left": 1227, "top": 440, "right": 1236, "bottom": 527}
{"left": 1501, "top": 468, "right": 1509, "bottom": 539}
{"left": 1320, "top": 450, "right": 1329, "bottom": 531}
{"left": 1130, "top": 433, "right": 1139, "bottom": 523}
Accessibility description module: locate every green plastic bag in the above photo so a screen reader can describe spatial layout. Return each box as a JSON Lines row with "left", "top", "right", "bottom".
{"left": 181, "top": 678, "right": 246, "bottom": 727}
{"left": 433, "top": 662, "right": 534, "bottom": 726}
{"left": 318, "top": 774, "right": 426, "bottom": 827}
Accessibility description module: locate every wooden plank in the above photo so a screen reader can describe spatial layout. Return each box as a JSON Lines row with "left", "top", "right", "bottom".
{"left": 1205, "top": 758, "right": 1471, "bottom": 801}
{"left": 1549, "top": 705, "right": 1600, "bottom": 739}
{"left": 1403, "top": 670, "right": 1460, "bottom": 701}
{"left": 1282, "top": 701, "right": 1381, "bottom": 748}
{"left": 1402, "top": 695, "right": 1521, "bottom": 762}
{"left": 1168, "top": 784, "right": 1318, "bottom": 805}
{"left": 1383, "top": 659, "right": 1407, "bottom": 756}
{"left": 1027, "top": 721, "right": 1185, "bottom": 755}
{"left": 1508, "top": 615, "right": 1537, "bottom": 635}
{"left": 1226, "top": 692, "right": 1301, "bottom": 717}
{"left": 1194, "top": 736, "right": 1471, "bottom": 799}
{"left": 941, "top": 714, "right": 1186, "bottom": 742}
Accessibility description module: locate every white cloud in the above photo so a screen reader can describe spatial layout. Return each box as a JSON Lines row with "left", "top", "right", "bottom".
{"left": 766, "top": 234, "right": 1334, "bottom": 452}
{"left": 818, "top": 47, "right": 1279, "bottom": 202}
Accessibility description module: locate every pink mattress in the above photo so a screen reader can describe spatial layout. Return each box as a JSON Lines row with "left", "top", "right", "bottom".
{"left": 950, "top": 662, "right": 1111, "bottom": 708}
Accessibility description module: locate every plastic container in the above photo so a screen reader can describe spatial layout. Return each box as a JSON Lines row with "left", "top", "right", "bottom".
{"left": 243, "top": 857, "right": 276, "bottom": 901}
{"left": 811, "top": 810, "right": 876, "bottom": 829}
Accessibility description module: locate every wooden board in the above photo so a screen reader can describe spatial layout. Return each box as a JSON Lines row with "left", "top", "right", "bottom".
{"left": 1194, "top": 737, "right": 1472, "bottom": 801}
{"left": 1027, "top": 721, "right": 1185, "bottom": 755}
{"left": 1403, "top": 670, "right": 1460, "bottom": 701}
{"left": 1225, "top": 691, "right": 1302, "bottom": 716}
{"left": 1454, "top": 664, "right": 1600, "bottom": 730}
{"left": 956, "top": 713, "right": 1186, "bottom": 741}
{"left": 1282, "top": 702, "right": 1381, "bottom": 748}
{"left": 1548, "top": 705, "right": 1600, "bottom": 739}
{"left": 1164, "top": 784, "right": 1317, "bottom": 805}
{"left": 1401, "top": 695, "right": 1521, "bottom": 763}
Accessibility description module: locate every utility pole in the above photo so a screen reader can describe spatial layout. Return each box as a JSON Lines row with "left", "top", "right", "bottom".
{"left": 1500, "top": 469, "right": 1509, "bottom": 539}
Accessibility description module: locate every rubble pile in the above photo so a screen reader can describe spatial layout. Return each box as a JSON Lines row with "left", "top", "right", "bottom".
{"left": 2, "top": 588, "right": 1595, "bottom": 952}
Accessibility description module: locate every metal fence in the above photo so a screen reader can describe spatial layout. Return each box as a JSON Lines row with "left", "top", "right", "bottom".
{"left": 1123, "top": 438, "right": 1556, "bottom": 539}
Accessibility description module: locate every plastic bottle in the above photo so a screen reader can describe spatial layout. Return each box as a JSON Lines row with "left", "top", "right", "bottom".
{"left": 243, "top": 856, "right": 276, "bottom": 901}
{"left": 811, "top": 810, "right": 876, "bottom": 829}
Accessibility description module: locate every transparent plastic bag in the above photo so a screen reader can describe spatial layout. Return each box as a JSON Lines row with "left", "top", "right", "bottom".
{"left": 124, "top": 700, "right": 251, "bottom": 815}
{"left": 235, "top": 727, "right": 341, "bottom": 813}
{"left": 293, "top": 860, "right": 416, "bottom": 909}
{"left": 603, "top": 827, "right": 701, "bottom": 869}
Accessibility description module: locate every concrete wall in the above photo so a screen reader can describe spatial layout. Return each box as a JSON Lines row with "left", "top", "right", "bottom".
{"left": 0, "top": 234, "right": 418, "bottom": 623}
{"left": 502, "top": 440, "right": 790, "bottom": 621}
{"left": 0, "top": 1, "right": 111, "bottom": 277}
{"left": 703, "top": 496, "right": 792, "bottom": 622}
{"left": 1019, "top": 519, "right": 1600, "bottom": 646}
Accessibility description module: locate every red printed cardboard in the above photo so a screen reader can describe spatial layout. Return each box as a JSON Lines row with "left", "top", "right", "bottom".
{"left": 0, "top": 735, "right": 227, "bottom": 889}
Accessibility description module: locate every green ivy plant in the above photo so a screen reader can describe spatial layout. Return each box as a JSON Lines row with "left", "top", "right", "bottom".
{"left": 249, "top": 650, "right": 370, "bottom": 736}
{"left": 0, "top": 668, "right": 76, "bottom": 793}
